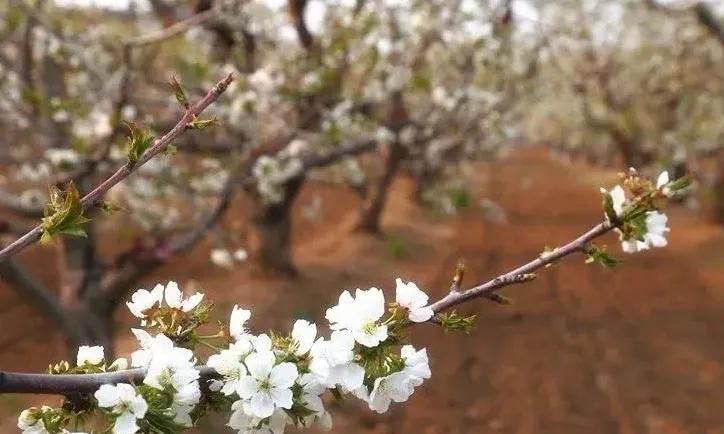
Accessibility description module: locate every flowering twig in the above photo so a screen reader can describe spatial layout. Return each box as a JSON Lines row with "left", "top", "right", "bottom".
{"left": 1, "top": 171, "right": 682, "bottom": 434}
{"left": 0, "top": 73, "right": 234, "bottom": 263}
{"left": 0, "top": 217, "right": 615, "bottom": 396}
{"left": 428, "top": 221, "right": 613, "bottom": 314}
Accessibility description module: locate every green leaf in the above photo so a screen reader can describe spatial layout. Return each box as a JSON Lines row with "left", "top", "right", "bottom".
{"left": 187, "top": 117, "right": 218, "bottom": 130}
{"left": 40, "top": 182, "right": 91, "bottom": 243}
{"left": 438, "top": 311, "right": 476, "bottom": 334}
{"left": 169, "top": 75, "right": 189, "bottom": 109}
{"left": 125, "top": 121, "right": 155, "bottom": 163}
{"left": 585, "top": 244, "right": 620, "bottom": 269}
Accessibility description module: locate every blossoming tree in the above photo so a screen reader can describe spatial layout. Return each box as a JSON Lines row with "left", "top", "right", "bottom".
{"left": 0, "top": 0, "right": 714, "bottom": 432}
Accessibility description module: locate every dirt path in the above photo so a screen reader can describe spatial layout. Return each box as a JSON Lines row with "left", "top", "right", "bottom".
{"left": 1, "top": 148, "right": 723, "bottom": 433}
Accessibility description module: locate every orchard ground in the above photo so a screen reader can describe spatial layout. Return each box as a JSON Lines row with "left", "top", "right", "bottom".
{"left": 1, "top": 147, "right": 723, "bottom": 434}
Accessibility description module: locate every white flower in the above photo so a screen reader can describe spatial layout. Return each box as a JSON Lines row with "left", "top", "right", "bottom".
{"left": 162, "top": 281, "right": 204, "bottom": 312}
{"left": 291, "top": 320, "right": 316, "bottom": 356}
{"left": 76, "top": 345, "right": 104, "bottom": 366}
{"left": 609, "top": 185, "right": 626, "bottom": 217}
{"left": 171, "top": 380, "right": 201, "bottom": 426}
{"left": 18, "top": 408, "right": 49, "bottom": 434}
{"left": 395, "top": 279, "right": 433, "bottom": 322}
{"left": 233, "top": 248, "right": 249, "bottom": 262}
{"left": 207, "top": 344, "right": 249, "bottom": 396}
{"left": 211, "top": 249, "right": 234, "bottom": 269}
{"left": 229, "top": 305, "right": 252, "bottom": 341}
{"left": 399, "top": 126, "right": 416, "bottom": 146}
{"left": 126, "top": 285, "right": 163, "bottom": 318}
{"left": 325, "top": 288, "right": 388, "bottom": 347}
{"left": 400, "top": 345, "right": 431, "bottom": 387}
{"left": 621, "top": 211, "right": 670, "bottom": 253}
{"left": 94, "top": 383, "right": 148, "bottom": 434}
{"left": 297, "top": 373, "right": 332, "bottom": 430}
{"left": 375, "top": 127, "right": 395, "bottom": 144}
{"left": 108, "top": 358, "right": 129, "bottom": 371}
{"left": 130, "top": 331, "right": 200, "bottom": 426}
{"left": 309, "top": 331, "right": 365, "bottom": 392}
{"left": 367, "top": 371, "right": 415, "bottom": 413}
{"left": 235, "top": 351, "right": 298, "bottom": 418}
{"left": 657, "top": 171, "right": 672, "bottom": 197}
{"left": 228, "top": 404, "right": 289, "bottom": 434}
{"left": 45, "top": 148, "right": 79, "bottom": 166}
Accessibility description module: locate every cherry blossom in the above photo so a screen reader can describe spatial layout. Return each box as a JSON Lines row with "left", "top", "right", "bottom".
{"left": 235, "top": 351, "right": 299, "bottom": 418}
{"left": 229, "top": 305, "right": 252, "bottom": 341}
{"left": 76, "top": 345, "right": 104, "bottom": 366}
{"left": 94, "top": 383, "right": 148, "bottom": 434}
{"left": 395, "top": 279, "right": 434, "bottom": 322}
{"left": 125, "top": 285, "right": 163, "bottom": 318}
{"left": 291, "top": 319, "right": 317, "bottom": 356}
{"left": 326, "top": 288, "right": 388, "bottom": 347}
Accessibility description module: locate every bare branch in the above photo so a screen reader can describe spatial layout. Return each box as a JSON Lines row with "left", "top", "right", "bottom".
{"left": 0, "top": 258, "right": 80, "bottom": 341}
{"left": 124, "top": 9, "right": 217, "bottom": 48}
{"left": 0, "top": 366, "right": 217, "bottom": 395}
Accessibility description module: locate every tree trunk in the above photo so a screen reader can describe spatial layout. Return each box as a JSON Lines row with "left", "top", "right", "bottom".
{"left": 61, "top": 302, "right": 114, "bottom": 355}
{"left": 56, "top": 211, "right": 113, "bottom": 354}
{"left": 356, "top": 141, "right": 404, "bottom": 233}
{"left": 614, "top": 136, "right": 647, "bottom": 169}
{"left": 249, "top": 177, "right": 304, "bottom": 275}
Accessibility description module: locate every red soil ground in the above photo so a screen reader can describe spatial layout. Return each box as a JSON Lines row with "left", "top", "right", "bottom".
{"left": 1, "top": 148, "right": 723, "bottom": 433}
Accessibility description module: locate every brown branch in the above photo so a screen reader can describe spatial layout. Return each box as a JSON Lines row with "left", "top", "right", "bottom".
{"left": 0, "top": 258, "right": 82, "bottom": 342}
{"left": 0, "top": 74, "right": 234, "bottom": 263}
{"left": 124, "top": 9, "right": 217, "bottom": 48}
{"left": 0, "top": 366, "right": 217, "bottom": 395}
{"left": 428, "top": 221, "right": 613, "bottom": 314}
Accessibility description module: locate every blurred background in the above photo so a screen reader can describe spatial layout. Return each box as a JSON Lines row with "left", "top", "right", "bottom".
{"left": 0, "top": 0, "right": 723, "bottom": 432}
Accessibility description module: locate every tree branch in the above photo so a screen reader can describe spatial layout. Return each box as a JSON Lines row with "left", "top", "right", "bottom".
{"left": 428, "top": 221, "right": 613, "bottom": 314}
{"left": 124, "top": 9, "right": 217, "bottom": 48}
{"left": 0, "top": 216, "right": 616, "bottom": 395}
{"left": 0, "top": 258, "right": 80, "bottom": 341}
{"left": 0, "top": 74, "right": 234, "bottom": 263}
{"left": 0, "top": 366, "right": 217, "bottom": 395}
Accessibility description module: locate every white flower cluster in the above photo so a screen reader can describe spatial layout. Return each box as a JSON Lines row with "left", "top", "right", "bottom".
{"left": 208, "top": 279, "right": 433, "bottom": 433}
{"left": 126, "top": 281, "right": 204, "bottom": 319}
{"left": 18, "top": 279, "right": 434, "bottom": 434}
{"left": 210, "top": 248, "right": 249, "bottom": 269}
{"left": 604, "top": 171, "right": 672, "bottom": 253}
{"left": 129, "top": 330, "right": 201, "bottom": 427}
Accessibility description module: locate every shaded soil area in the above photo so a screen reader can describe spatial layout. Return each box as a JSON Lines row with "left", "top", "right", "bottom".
{"left": 1, "top": 148, "right": 723, "bottom": 433}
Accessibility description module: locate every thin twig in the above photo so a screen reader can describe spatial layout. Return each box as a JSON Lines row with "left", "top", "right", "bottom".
{"left": 124, "top": 9, "right": 217, "bottom": 48}
{"left": 428, "top": 221, "right": 612, "bottom": 313}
